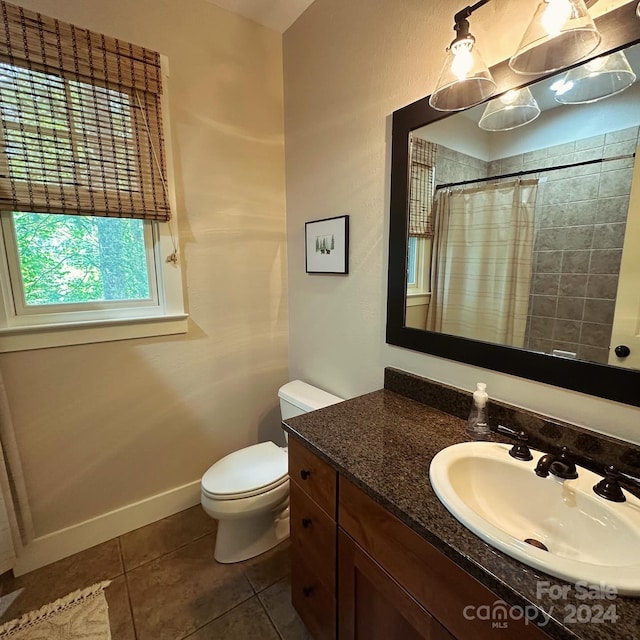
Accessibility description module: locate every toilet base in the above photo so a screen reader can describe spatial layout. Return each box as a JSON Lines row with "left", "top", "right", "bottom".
{"left": 214, "top": 503, "right": 290, "bottom": 563}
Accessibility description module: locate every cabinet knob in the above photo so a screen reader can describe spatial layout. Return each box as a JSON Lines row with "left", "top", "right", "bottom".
{"left": 615, "top": 345, "right": 631, "bottom": 358}
{"left": 302, "top": 518, "right": 312, "bottom": 528}
{"left": 303, "top": 586, "right": 314, "bottom": 598}
{"left": 300, "top": 469, "right": 311, "bottom": 480}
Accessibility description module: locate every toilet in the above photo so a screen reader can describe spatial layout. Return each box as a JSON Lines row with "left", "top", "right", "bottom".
{"left": 201, "top": 380, "right": 342, "bottom": 563}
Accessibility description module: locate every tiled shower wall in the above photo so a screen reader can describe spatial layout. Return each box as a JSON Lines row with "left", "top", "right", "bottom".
{"left": 488, "top": 126, "right": 638, "bottom": 363}
{"left": 431, "top": 130, "right": 636, "bottom": 363}
{"left": 434, "top": 145, "right": 489, "bottom": 187}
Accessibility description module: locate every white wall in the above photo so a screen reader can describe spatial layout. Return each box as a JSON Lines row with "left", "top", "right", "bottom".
{"left": 0, "top": 0, "right": 288, "bottom": 567}
{"left": 283, "top": 0, "right": 640, "bottom": 445}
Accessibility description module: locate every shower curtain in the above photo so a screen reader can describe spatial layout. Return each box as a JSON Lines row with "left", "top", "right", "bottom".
{"left": 426, "top": 179, "right": 537, "bottom": 347}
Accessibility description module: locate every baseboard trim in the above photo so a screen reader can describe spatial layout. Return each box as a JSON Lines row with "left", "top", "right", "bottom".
{"left": 12, "top": 480, "right": 201, "bottom": 576}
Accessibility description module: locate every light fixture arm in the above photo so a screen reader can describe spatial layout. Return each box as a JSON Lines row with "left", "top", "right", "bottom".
{"left": 453, "top": 18, "right": 471, "bottom": 43}
{"left": 453, "top": 0, "right": 491, "bottom": 32}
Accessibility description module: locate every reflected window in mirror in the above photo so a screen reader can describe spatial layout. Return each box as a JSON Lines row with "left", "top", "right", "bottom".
{"left": 406, "top": 136, "right": 435, "bottom": 330}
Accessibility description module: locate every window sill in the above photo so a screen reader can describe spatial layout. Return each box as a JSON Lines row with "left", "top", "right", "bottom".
{"left": 0, "top": 314, "right": 189, "bottom": 352}
{"left": 406, "top": 293, "right": 431, "bottom": 307}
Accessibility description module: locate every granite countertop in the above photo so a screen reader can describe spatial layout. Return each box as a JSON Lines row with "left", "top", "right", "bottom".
{"left": 282, "top": 388, "right": 640, "bottom": 640}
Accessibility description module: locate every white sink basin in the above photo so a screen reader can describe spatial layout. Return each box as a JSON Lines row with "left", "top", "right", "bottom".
{"left": 429, "top": 441, "right": 640, "bottom": 595}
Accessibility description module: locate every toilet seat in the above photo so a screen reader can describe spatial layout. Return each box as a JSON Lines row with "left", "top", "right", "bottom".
{"left": 202, "top": 441, "right": 288, "bottom": 500}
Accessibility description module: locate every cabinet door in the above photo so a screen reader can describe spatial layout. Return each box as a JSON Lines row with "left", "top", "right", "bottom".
{"left": 338, "top": 530, "right": 455, "bottom": 640}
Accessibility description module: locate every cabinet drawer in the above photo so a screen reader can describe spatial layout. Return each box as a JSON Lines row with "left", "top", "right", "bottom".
{"left": 292, "top": 549, "right": 336, "bottom": 640}
{"left": 288, "top": 437, "right": 337, "bottom": 517}
{"left": 290, "top": 481, "right": 336, "bottom": 592}
{"left": 338, "top": 477, "right": 550, "bottom": 640}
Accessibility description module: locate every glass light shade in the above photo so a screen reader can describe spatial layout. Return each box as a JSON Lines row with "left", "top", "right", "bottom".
{"left": 478, "top": 87, "right": 541, "bottom": 131}
{"left": 509, "top": 0, "right": 601, "bottom": 75}
{"left": 553, "top": 51, "right": 636, "bottom": 104}
{"left": 429, "top": 36, "right": 497, "bottom": 111}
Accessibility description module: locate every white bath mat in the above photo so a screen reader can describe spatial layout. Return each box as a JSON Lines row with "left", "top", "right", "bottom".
{"left": 0, "top": 581, "right": 111, "bottom": 639}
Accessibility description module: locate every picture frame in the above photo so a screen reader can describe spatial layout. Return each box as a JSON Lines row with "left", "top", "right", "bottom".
{"left": 305, "top": 215, "right": 349, "bottom": 274}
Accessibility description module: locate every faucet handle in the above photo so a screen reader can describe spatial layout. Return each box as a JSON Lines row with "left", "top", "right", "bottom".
{"left": 555, "top": 447, "right": 578, "bottom": 480}
{"left": 594, "top": 466, "right": 640, "bottom": 503}
{"left": 491, "top": 424, "right": 533, "bottom": 461}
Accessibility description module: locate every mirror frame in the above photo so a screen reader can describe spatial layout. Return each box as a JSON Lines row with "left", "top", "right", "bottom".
{"left": 386, "top": 2, "right": 640, "bottom": 407}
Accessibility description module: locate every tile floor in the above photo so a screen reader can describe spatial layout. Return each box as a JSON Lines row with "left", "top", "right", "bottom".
{"left": 0, "top": 506, "right": 311, "bottom": 640}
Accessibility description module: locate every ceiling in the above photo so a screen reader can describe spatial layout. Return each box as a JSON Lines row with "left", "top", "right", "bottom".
{"left": 205, "top": 0, "right": 619, "bottom": 37}
{"left": 206, "top": 0, "right": 315, "bottom": 33}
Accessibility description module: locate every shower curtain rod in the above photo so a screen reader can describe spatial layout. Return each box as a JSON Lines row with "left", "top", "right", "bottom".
{"left": 434, "top": 153, "right": 636, "bottom": 191}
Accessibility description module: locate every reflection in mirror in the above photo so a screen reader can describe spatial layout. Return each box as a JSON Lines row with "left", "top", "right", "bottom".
{"left": 405, "top": 43, "right": 640, "bottom": 372}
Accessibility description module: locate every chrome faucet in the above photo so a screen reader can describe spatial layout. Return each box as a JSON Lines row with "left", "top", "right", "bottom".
{"left": 534, "top": 447, "right": 578, "bottom": 480}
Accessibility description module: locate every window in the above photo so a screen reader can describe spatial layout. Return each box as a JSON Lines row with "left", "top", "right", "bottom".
{"left": 0, "top": 1, "right": 186, "bottom": 351}
{"left": 407, "top": 236, "right": 418, "bottom": 288}
{"left": 407, "top": 136, "right": 435, "bottom": 304}
{"left": 5, "top": 213, "right": 154, "bottom": 309}
{"left": 406, "top": 236, "right": 432, "bottom": 298}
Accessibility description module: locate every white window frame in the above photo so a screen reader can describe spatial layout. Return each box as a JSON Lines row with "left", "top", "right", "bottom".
{"left": 406, "top": 236, "right": 432, "bottom": 308}
{"left": 0, "top": 57, "right": 187, "bottom": 352}
{"left": 1, "top": 214, "right": 160, "bottom": 317}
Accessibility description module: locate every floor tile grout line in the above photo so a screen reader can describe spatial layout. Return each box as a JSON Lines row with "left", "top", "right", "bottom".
{"left": 111, "top": 536, "right": 127, "bottom": 583}
{"left": 256, "top": 590, "right": 285, "bottom": 640}
{"left": 178, "top": 591, "right": 258, "bottom": 640}
{"left": 121, "top": 528, "right": 218, "bottom": 575}
{"left": 239, "top": 565, "right": 260, "bottom": 596}
{"left": 244, "top": 574, "right": 291, "bottom": 597}
{"left": 118, "top": 536, "right": 143, "bottom": 640}
{"left": 121, "top": 565, "right": 138, "bottom": 640}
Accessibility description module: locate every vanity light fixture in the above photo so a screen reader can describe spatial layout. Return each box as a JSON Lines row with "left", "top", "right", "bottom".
{"left": 429, "top": 0, "right": 497, "bottom": 112}
{"left": 478, "top": 87, "right": 541, "bottom": 131}
{"left": 509, "top": 0, "right": 601, "bottom": 75}
{"left": 552, "top": 50, "right": 636, "bottom": 104}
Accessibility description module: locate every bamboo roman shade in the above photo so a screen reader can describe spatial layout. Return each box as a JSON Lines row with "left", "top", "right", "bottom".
{"left": 0, "top": 1, "right": 170, "bottom": 221}
{"left": 408, "top": 136, "right": 436, "bottom": 238}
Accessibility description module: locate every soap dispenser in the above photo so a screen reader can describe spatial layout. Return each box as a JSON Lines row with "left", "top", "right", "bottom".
{"left": 466, "top": 383, "right": 490, "bottom": 441}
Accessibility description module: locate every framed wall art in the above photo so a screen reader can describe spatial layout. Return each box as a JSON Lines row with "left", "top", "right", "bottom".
{"left": 305, "top": 215, "right": 349, "bottom": 275}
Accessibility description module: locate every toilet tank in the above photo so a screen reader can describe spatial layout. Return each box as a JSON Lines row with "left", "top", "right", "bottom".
{"left": 278, "top": 380, "right": 342, "bottom": 420}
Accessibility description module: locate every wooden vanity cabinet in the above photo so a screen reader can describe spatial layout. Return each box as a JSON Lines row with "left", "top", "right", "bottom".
{"left": 288, "top": 437, "right": 338, "bottom": 640}
{"left": 288, "top": 437, "right": 550, "bottom": 640}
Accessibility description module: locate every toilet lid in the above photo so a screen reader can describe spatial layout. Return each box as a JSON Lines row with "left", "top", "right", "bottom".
{"left": 202, "top": 441, "right": 288, "bottom": 499}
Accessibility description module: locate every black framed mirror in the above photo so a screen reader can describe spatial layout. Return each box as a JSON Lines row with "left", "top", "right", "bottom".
{"left": 386, "top": 2, "right": 640, "bottom": 407}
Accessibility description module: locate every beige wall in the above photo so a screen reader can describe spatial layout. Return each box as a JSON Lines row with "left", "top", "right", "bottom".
{"left": 1, "top": 0, "right": 288, "bottom": 536}
{"left": 283, "top": 0, "right": 640, "bottom": 445}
